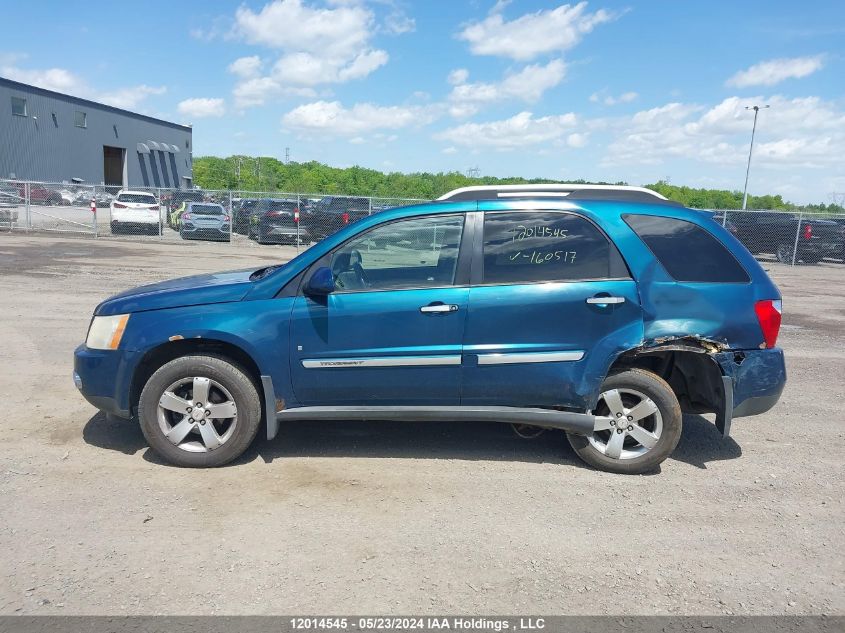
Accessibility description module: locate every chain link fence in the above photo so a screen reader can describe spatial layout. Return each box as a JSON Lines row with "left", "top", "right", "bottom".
{"left": 2, "top": 179, "right": 844, "bottom": 266}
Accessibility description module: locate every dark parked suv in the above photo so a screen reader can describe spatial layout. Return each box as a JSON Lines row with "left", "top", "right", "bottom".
{"left": 308, "top": 196, "right": 372, "bottom": 240}
{"left": 726, "top": 211, "right": 839, "bottom": 264}
{"left": 74, "top": 184, "right": 786, "bottom": 474}
{"left": 248, "top": 198, "right": 310, "bottom": 245}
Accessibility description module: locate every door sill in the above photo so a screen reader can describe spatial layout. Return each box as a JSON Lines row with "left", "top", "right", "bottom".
{"left": 276, "top": 405, "right": 595, "bottom": 435}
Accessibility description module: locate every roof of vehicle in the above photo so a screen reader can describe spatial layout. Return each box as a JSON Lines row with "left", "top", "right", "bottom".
{"left": 186, "top": 201, "right": 223, "bottom": 208}
{"left": 438, "top": 183, "right": 676, "bottom": 205}
{"left": 116, "top": 190, "right": 157, "bottom": 197}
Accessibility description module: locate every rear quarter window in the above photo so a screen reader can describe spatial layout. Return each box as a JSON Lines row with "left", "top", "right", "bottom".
{"left": 624, "top": 214, "right": 750, "bottom": 283}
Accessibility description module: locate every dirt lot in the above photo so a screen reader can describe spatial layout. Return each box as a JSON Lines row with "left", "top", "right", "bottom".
{"left": 0, "top": 233, "right": 843, "bottom": 616}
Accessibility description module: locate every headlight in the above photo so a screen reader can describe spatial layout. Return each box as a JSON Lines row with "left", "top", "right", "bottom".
{"left": 86, "top": 314, "right": 130, "bottom": 350}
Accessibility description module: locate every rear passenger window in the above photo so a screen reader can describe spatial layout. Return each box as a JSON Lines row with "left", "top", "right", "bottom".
{"left": 624, "top": 214, "right": 750, "bottom": 283}
{"left": 482, "top": 212, "right": 628, "bottom": 284}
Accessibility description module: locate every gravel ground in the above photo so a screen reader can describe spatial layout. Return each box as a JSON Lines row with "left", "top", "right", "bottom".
{"left": 0, "top": 233, "right": 843, "bottom": 616}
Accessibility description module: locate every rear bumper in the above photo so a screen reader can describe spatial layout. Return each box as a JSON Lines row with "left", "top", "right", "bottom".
{"left": 715, "top": 347, "right": 786, "bottom": 421}
{"left": 261, "top": 223, "right": 311, "bottom": 242}
{"left": 181, "top": 225, "right": 230, "bottom": 240}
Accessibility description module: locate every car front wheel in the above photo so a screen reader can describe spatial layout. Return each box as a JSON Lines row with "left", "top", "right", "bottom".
{"left": 567, "top": 369, "right": 682, "bottom": 474}
{"left": 137, "top": 355, "right": 262, "bottom": 467}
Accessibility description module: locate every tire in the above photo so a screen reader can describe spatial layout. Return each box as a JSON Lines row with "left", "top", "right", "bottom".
{"left": 110, "top": 221, "right": 121, "bottom": 235}
{"left": 137, "top": 355, "right": 262, "bottom": 467}
{"left": 566, "top": 369, "right": 682, "bottom": 475}
{"left": 775, "top": 243, "right": 794, "bottom": 264}
{"left": 801, "top": 253, "right": 823, "bottom": 264}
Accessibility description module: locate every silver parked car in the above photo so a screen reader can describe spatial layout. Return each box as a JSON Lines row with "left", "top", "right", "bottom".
{"left": 179, "top": 202, "right": 231, "bottom": 242}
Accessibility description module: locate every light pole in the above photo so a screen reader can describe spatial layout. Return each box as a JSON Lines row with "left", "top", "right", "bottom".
{"left": 741, "top": 104, "right": 769, "bottom": 210}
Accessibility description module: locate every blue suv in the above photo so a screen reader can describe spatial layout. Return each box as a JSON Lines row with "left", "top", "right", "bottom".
{"left": 74, "top": 185, "right": 786, "bottom": 474}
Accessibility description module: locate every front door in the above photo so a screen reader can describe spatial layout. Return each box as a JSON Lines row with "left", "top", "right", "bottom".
{"left": 289, "top": 212, "right": 470, "bottom": 406}
{"left": 461, "top": 209, "right": 644, "bottom": 410}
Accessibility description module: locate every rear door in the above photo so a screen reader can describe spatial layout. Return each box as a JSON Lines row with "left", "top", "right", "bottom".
{"left": 289, "top": 212, "right": 471, "bottom": 406}
{"left": 461, "top": 208, "right": 644, "bottom": 410}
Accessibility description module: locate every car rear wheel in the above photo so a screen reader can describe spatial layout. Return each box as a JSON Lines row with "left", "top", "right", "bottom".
{"left": 137, "top": 355, "right": 262, "bottom": 467}
{"left": 567, "top": 369, "right": 682, "bottom": 474}
{"left": 776, "top": 243, "right": 794, "bottom": 264}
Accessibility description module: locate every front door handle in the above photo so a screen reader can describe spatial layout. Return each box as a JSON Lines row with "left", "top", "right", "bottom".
{"left": 586, "top": 296, "right": 625, "bottom": 305}
{"left": 420, "top": 303, "right": 459, "bottom": 313}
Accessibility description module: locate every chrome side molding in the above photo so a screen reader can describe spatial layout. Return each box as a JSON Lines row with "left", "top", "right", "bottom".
{"left": 477, "top": 350, "right": 584, "bottom": 365}
{"left": 302, "top": 355, "right": 462, "bottom": 368}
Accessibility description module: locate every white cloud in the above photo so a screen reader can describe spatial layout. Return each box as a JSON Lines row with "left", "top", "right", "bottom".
{"left": 458, "top": 2, "right": 618, "bottom": 61}
{"left": 448, "top": 68, "right": 470, "bottom": 86}
{"left": 98, "top": 85, "right": 167, "bottom": 109}
{"left": 566, "top": 132, "right": 589, "bottom": 147}
{"left": 442, "top": 146, "right": 458, "bottom": 154}
{"left": 604, "top": 95, "right": 845, "bottom": 170}
{"left": 726, "top": 55, "right": 824, "bottom": 88}
{"left": 226, "top": 0, "right": 391, "bottom": 107}
{"left": 436, "top": 111, "right": 579, "bottom": 149}
{"left": 282, "top": 100, "right": 437, "bottom": 137}
{"left": 228, "top": 56, "right": 262, "bottom": 79}
{"left": 233, "top": 0, "right": 372, "bottom": 57}
{"left": 591, "top": 90, "right": 638, "bottom": 105}
{"left": 1, "top": 66, "right": 83, "bottom": 94}
{"left": 177, "top": 97, "right": 226, "bottom": 118}
{"left": 448, "top": 59, "right": 567, "bottom": 117}
{"left": 384, "top": 12, "right": 415, "bottom": 35}
{"left": 1, "top": 63, "right": 166, "bottom": 111}
{"left": 232, "top": 77, "right": 317, "bottom": 109}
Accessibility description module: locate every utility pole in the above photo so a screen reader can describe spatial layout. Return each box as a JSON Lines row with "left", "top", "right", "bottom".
{"left": 741, "top": 104, "right": 769, "bottom": 210}
{"left": 466, "top": 166, "right": 480, "bottom": 179}
{"left": 285, "top": 147, "right": 290, "bottom": 165}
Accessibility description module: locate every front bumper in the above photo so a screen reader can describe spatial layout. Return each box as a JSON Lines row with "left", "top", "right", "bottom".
{"left": 73, "top": 344, "right": 139, "bottom": 418}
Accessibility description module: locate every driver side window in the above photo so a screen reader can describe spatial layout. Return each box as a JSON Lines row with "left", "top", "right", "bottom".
{"left": 330, "top": 214, "right": 465, "bottom": 292}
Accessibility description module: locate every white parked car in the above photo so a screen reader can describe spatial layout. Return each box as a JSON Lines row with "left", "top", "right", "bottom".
{"left": 110, "top": 190, "right": 160, "bottom": 235}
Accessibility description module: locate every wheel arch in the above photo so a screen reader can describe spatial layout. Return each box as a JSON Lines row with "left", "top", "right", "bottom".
{"left": 607, "top": 341, "right": 727, "bottom": 418}
{"left": 129, "top": 338, "right": 264, "bottom": 417}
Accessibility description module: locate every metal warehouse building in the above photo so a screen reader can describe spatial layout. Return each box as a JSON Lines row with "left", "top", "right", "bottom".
{"left": 0, "top": 77, "right": 193, "bottom": 189}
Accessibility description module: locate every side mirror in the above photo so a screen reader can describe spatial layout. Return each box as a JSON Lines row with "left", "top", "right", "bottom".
{"left": 305, "top": 266, "right": 335, "bottom": 295}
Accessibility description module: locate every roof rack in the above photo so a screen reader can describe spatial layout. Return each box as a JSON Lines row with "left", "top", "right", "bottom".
{"left": 437, "top": 183, "right": 678, "bottom": 205}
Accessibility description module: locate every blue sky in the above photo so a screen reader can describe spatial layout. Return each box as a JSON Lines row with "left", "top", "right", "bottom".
{"left": 2, "top": 0, "right": 844, "bottom": 203}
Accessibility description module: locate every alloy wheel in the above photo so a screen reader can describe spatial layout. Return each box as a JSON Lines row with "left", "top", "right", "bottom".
{"left": 156, "top": 376, "right": 238, "bottom": 452}
{"left": 588, "top": 388, "right": 663, "bottom": 460}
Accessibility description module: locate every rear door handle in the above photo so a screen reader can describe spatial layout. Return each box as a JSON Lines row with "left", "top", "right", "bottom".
{"left": 420, "top": 304, "right": 459, "bottom": 313}
{"left": 586, "top": 296, "right": 625, "bottom": 305}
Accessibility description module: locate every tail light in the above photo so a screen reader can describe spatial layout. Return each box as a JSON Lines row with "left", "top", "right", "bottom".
{"left": 267, "top": 211, "right": 290, "bottom": 218}
{"left": 114, "top": 202, "right": 127, "bottom": 208}
{"left": 224, "top": 215, "right": 230, "bottom": 221}
{"left": 342, "top": 212, "right": 350, "bottom": 224}
{"left": 182, "top": 213, "right": 192, "bottom": 220}
{"left": 803, "top": 223, "right": 812, "bottom": 240}
{"left": 754, "top": 299, "right": 782, "bottom": 349}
